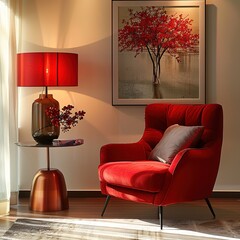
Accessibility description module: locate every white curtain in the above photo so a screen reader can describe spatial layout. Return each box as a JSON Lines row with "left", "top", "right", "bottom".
{"left": 0, "top": 0, "right": 18, "bottom": 215}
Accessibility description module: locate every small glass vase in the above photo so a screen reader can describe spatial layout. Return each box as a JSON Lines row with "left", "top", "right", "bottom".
{"left": 32, "top": 94, "right": 60, "bottom": 144}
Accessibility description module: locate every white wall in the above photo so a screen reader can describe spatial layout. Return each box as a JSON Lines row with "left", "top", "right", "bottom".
{"left": 206, "top": 0, "right": 240, "bottom": 191}
{"left": 18, "top": 0, "right": 240, "bottom": 192}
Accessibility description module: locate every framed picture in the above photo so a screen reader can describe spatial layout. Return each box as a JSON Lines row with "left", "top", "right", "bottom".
{"left": 112, "top": 0, "right": 205, "bottom": 105}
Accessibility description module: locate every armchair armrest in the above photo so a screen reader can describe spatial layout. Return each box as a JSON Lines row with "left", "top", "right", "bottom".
{"left": 169, "top": 147, "right": 218, "bottom": 176}
{"left": 164, "top": 147, "right": 220, "bottom": 203}
{"left": 100, "top": 142, "right": 147, "bottom": 165}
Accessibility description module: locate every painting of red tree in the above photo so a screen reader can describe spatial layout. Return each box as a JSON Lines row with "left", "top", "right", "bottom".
{"left": 112, "top": 1, "right": 205, "bottom": 105}
{"left": 118, "top": 6, "right": 199, "bottom": 86}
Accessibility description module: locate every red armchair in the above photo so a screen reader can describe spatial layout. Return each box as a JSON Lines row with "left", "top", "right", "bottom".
{"left": 98, "top": 104, "right": 223, "bottom": 229}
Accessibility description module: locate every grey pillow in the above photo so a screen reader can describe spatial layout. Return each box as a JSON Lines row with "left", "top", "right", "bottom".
{"left": 148, "top": 124, "right": 204, "bottom": 164}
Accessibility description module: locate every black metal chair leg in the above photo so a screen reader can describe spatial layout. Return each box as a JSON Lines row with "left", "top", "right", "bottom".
{"left": 158, "top": 206, "right": 163, "bottom": 230}
{"left": 205, "top": 198, "right": 216, "bottom": 219}
{"left": 101, "top": 195, "right": 111, "bottom": 217}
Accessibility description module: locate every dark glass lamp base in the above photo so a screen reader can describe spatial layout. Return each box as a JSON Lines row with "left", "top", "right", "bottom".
{"left": 32, "top": 94, "right": 60, "bottom": 145}
{"left": 33, "top": 135, "right": 59, "bottom": 145}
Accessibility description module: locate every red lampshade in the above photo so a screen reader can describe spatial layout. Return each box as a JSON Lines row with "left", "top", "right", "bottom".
{"left": 17, "top": 52, "right": 78, "bottom": 87}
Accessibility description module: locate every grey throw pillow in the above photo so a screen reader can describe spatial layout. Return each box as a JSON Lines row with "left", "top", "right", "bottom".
{"left": 148, "top": 124, "right": 204, "bottom": 164}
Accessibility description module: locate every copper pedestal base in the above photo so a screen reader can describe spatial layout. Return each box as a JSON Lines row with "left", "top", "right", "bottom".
{"left": 30, "top": 169, "right": 69, "bottom": 212}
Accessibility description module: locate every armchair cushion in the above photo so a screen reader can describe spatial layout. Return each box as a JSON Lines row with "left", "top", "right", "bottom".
{"left": 99, "top": 161, "right": 169, "bottom": 193}
{"left": 148, "top": 124, "right": 204, "bottom": 164}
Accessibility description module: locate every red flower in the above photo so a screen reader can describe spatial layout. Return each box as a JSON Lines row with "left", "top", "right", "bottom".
{"left": 46, "top": 105, "right": 86, "bottom": 132}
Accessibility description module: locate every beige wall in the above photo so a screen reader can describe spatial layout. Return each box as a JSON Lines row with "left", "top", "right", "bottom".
{"left": 18, "top": 0, "right": 240, "bottom": 192}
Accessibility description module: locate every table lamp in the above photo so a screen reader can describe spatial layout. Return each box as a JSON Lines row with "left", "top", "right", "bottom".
{"left": 17, "top": 52, "right": 78, "bottom": 144}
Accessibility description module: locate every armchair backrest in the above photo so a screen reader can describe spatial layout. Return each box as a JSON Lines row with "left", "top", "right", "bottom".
{"left": 142, "top": 104, "right": 223, "bottom": 157}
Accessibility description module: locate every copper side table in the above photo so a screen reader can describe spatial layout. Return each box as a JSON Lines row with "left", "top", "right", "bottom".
{"left": 16, "top": 139, "right": 84, "bottom": 212}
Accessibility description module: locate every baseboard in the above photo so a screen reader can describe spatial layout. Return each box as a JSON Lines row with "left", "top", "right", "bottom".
{"left": 211, "top": 191, "right": 240, "bottom": 198}
{"left": 19, "top": 191, "right": 105, "bottom": 198}
{"left": 18, "top": 190, "right": 240, "bottom": 199}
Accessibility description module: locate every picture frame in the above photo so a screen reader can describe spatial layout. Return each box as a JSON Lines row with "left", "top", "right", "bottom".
{"left": 112, "top": 0, "right": 205, "bottom": 105}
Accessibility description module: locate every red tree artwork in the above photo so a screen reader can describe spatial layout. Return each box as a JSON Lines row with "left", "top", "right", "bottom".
{"left": 118, "top": 6, "right": 199, "bottom": 85}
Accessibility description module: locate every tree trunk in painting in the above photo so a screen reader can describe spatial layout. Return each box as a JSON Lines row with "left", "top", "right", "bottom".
{"left": 152, "top": 84, "right": 161, "bottom": 99}
{"left": 152, "top": 54, "right": 161, "bottom": 85}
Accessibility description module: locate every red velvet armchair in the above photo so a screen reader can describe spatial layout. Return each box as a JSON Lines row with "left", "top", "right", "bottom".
{"left": 98, "top": 104, "right": 223, "bottom": 229}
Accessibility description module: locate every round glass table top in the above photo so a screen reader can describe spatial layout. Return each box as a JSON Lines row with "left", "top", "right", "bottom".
{"left": 16, "top": 139, "right": 84, "bottom": 148}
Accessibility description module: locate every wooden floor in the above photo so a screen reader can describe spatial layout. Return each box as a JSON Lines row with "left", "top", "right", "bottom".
{"left": 0, "top": 197, "right": 240, "bottom": 238}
